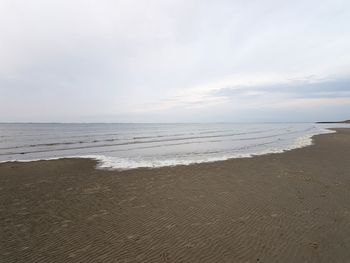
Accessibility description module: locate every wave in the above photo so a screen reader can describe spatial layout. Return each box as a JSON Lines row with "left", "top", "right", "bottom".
{"left": 0, "top": 127, "right": 335, "bottom": 170}
{"left": 0, "top": 126, "right": 282, "bottom": 150}
{"left": 88, "top": 128, "right": 335, "bottom": 170}
{"left": 0, "top": 127, "right": 313, "bottom": 156}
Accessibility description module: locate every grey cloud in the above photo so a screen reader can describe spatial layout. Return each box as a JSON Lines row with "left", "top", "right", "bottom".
{"left": 213, "top": 77, "right": 350, "bottom": 100}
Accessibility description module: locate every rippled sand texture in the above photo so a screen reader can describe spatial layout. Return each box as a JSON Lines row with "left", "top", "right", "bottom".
{"left": 1, "top": 128, "right": 350, "bottom": 263}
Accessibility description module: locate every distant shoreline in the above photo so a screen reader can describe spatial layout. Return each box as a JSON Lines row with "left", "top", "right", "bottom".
{"left": 316, "top": 119, "right": 350, "bottom": 124}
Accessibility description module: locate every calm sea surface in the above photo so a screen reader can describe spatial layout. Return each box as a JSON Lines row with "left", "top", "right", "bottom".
{"left": 0, "top": 123, "right": 347, "bottom": 169}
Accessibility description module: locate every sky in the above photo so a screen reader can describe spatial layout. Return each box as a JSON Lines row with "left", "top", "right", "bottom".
{"left": 0, "top": 0, "right": 350, "bottom": 123}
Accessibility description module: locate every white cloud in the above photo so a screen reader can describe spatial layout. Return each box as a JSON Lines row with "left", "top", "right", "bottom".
{"left": 0, "top": 0, "right": 350, "bottom": 122}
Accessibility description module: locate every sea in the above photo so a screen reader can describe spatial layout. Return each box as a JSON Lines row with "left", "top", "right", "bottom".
{"left": 0, "top": 123, "right": 348, "bottom": 170}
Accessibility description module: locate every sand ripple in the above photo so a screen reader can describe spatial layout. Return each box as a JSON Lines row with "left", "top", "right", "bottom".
{"left": 1, "top": 129, "right": 350, "bottom": 262}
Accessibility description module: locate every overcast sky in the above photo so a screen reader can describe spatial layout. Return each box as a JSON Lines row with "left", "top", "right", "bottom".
{"left": 0, "top": 0, "right": 350, "bottom": 122}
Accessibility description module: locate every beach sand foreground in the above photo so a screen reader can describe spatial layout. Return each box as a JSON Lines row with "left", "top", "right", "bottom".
{"left": 1, "top": 128, "right": 350, "bottom": 263}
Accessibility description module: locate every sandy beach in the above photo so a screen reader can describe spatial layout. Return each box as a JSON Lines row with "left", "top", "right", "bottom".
{"left": 1, "top": 128, "right": 350, "bottom": 262}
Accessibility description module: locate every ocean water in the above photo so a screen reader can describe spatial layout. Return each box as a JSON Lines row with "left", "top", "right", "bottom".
{"left": 0, "top": 123, "right": 347, "bottom": 170}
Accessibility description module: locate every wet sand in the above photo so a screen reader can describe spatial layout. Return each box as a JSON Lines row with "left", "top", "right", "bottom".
{"left": 1, "top": 128, "right": 350, "bottom": 263}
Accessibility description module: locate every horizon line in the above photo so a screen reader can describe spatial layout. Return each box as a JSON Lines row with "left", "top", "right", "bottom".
{"left": 0, "top": 121, "right": 337, "bottom": 124}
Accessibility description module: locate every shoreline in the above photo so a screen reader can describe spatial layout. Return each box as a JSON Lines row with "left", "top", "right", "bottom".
{"left": 1, "top": 128, "right": 350, "bottom": 262}
{"left": 0, "top": 127, "right": 338, "bottom": 171}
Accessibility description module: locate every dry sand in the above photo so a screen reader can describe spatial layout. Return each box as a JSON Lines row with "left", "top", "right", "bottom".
{"left": 1, "top": 128, "right": 350, "bottom": 263}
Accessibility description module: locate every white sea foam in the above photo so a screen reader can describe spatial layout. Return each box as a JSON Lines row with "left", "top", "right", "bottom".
{"left": 83, "top": 127, "right": 337, "bottom": 170}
